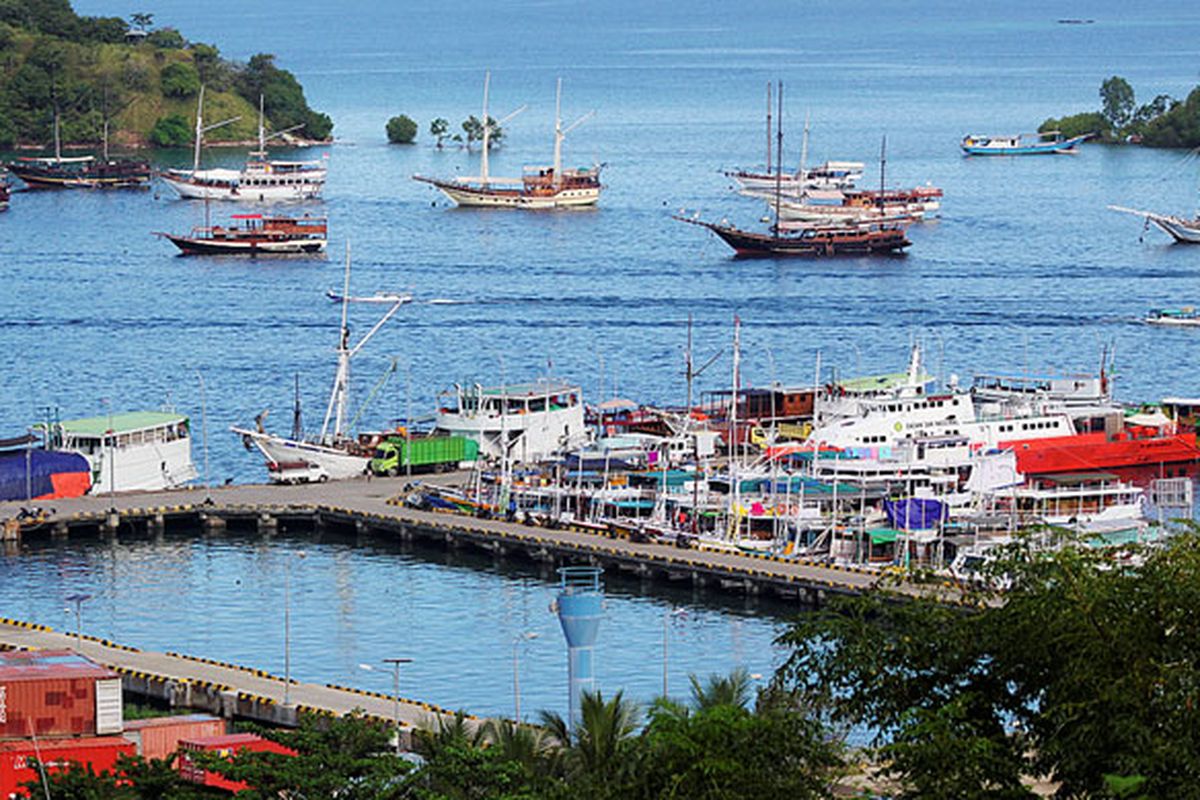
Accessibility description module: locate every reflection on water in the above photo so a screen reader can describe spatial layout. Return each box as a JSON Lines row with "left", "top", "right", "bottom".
{"left": 0, "top": 529, "right": 804, "bottom": 719}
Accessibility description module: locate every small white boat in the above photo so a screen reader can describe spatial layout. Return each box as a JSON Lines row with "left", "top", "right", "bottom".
{"left": 1145, "top": 307, "right": 1200, "bottom": 327}
{"left": 325, "top": 289, "right": 413, "bottom": 305}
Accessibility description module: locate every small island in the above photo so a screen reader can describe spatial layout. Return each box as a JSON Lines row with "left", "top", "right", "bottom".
{"left": 1041, "top": 76, "right": 1200, "bottom": 148}
{"left": 0, "top": 0, "right": 332, "bottom": 151}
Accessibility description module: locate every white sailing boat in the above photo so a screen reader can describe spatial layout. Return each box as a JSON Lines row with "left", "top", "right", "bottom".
{"left": 232, "top": 248, "right": 408, "bottom": 483}
{"left": 161, "top": 88, "right": 326, "bottom": 202}
{"left": 413, "top": 73, "right": 601, "bottom": 209}
{"left": 1109, "top": 205, "right": 1200, "bottom": 244}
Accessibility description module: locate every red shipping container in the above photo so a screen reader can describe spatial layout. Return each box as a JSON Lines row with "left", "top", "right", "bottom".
{"left": 0, "top": 736, "right": 135, "bottom": 798}
{"left": 178, "top": 733, "right": 296, "bottom": 793}
{"left": 0, "top": 650, "right": 122, "bottom": 740}
{"left": 124, "top": 714, "right": 225, "bottom": 761}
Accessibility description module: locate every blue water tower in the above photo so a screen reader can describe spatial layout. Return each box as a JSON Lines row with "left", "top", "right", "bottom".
{"left": 555, "top": 565, "right": 604, "bottom": 730}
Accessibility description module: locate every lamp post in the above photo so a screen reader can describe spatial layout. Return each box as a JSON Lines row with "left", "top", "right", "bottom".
{"left": 101, "top": 398, "right": 115, "bottom": 511}
{"left": 512, "top": 631, "right": 539, "bottom": 722}
{"left": 196, "top": 370, "right": 210, "bottom": 503}
{"left": 283, "top": 551, "right": 306, "bottom": 705}
{"left": 362, "top": 658, "right": 412, "bottom": 755}
{"left": 65, "top": 593, "right": 91, "bottom": 650}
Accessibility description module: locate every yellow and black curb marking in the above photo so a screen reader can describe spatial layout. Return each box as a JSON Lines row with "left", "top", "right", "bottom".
{"left": 0, "top": 617, "right": 54, "bottom": 632}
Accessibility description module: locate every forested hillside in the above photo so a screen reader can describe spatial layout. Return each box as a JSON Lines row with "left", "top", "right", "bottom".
{"left": 0, "top": 0, "right": 332, "bottom": 149}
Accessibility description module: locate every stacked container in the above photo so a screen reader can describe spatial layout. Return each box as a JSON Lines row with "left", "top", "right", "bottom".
{"left": 178, "top": 733, "right": 296, "bottom": 792}
{"left": 124, "top": 714, "right": 225, "bottom": 760}
{"left": 0, "top": 650, "right": 123, "bottom": 739}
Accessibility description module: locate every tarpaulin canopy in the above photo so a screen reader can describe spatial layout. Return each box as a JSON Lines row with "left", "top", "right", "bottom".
{"left": 884, "top": 497, "right": 946, "bottom": 530}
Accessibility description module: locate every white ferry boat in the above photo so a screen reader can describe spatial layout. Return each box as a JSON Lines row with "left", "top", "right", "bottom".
{"left": 161, "top": 88, "right": 326, "bottom": 202}
{"left": 36, "top": 411, "right": 198, "bottom": 494}
{"left": 435, "top": 379, "right": 589, "bottom": 462}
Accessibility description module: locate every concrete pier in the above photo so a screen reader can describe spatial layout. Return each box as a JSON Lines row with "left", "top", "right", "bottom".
{"left": 0, "top": 475, "right": 922, "bottom": 603}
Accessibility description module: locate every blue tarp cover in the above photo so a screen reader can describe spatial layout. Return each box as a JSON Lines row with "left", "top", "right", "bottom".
{"left": 0, "top": 450, "right": 90, "bottom": 501}
{"left": 884, "top": 497, "right": 946, "bottom": 530}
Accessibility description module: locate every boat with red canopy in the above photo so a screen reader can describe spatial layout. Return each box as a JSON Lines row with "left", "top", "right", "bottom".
{"left": 155, "top": 213, "right": 327, "bottom": 256}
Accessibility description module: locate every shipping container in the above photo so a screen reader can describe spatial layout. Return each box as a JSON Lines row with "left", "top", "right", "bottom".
{"left": 0, "top": 650, "right": 121, "bottom": 739}
{"left": 0, "top": 735, "right": 135, "bottom": 798}
{"left": 124, "top": 714, "right": 225, "bottom": 761}
{"left": 178, "top": 733, "right": 296, "bottom": 792}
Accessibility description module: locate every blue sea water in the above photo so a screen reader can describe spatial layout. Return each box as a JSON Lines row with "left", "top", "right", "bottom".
{"left": 1, "top": 0, "right": 1199, "bottom": 718}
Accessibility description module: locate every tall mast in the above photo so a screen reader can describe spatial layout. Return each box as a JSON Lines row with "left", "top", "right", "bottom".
{"left": 257, "top": 94, "right": 266, "bottom": 156}
{"left": 685, "top": 313, "right": 694, "bottom": 413}
{"left": 729, "top": 315, "right": 741, "bottom": 540}
{"left": 796, "top": 109, "right": 810, "bottom": 181}
{"left": 878, "top": 134, "right": 887, "bottom": 217}
{"left": 552, "top": 78, "right": 563, "bottom": 187}
{"left": 765, "top": 81, "right": 772, "bottom": 171}
{"left": 53, "top": 108, "right": 62, "bottom": 162}
{"left": 480, "top": 70, "right": 491, "bottom": 186}
{"left": 192, "top": 85, "right": 205, "bottom": 174}
{"left": 773, "top": 81, "right": 784, "bottom": 235}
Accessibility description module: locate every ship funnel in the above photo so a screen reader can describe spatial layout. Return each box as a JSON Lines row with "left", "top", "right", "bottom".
{"left": 555, "top": 566, "right": 603, "bottom": 730}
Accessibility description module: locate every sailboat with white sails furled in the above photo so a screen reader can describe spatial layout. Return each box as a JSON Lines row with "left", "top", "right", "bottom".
{"left": 232, "top": 246, "right": 411, "bottom": 483}
{"left": 413, "top": 73, "right": 602, "bottom": 208}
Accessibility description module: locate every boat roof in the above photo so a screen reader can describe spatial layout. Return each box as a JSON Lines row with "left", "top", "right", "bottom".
{"left": 835, "top": 371, "right": 931, "bottom": 392}
{"left": 1162, "top": 396, "right": 1200, "bottom": 405}
{"left": 1037, "top": 472, "right": 1121, "bottom": 485}
{"left": 35, "top": 410, "right": 187, "bottom": 437}
{"left": 17, "top": 155, "right": 95, "bottom": 164}
{"left": 466, "top": 379, "right": 580, "bottom": 398}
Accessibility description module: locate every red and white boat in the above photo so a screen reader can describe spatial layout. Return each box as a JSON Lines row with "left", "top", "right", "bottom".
{"left": 155, "top": 214, "right": 327, "bottom": 256}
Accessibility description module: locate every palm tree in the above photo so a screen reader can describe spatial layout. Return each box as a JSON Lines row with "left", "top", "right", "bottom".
{"left": 481, "top": 718, "right": 561, "bottom": 778}
{"left": 689, "top": 667, "right": 755, "bottom": 712}
{"left": 413, "top": 710, "right": 484, "bottom": 760}
{"left": 538, "top": 689, "right": 641, "bottom": 789}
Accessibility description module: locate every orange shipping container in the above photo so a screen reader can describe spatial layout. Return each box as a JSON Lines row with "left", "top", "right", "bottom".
{"left": 0, "top": 736, "right": 135, "bottom": 798}
{"left": 0, "top": 650, "right": 122, "bottom": 740}
{"left": 124, "top": 714, "right": 225, "bottom": 760}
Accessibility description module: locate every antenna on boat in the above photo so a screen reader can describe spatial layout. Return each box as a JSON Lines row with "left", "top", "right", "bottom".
{"left": 772, "top": 81, "right": 784, "bottom": 237}
{"left": 765, "top": 81, "right": 773, "bottom": 172}
{"left": 292, "top": 373, "right": 303, "bottom": 440}
{"left": 552, "top": 78, "right": 594, "bottom": 189}
{"left": 878, "top": 134, "right": 887, "bottom": 217}
{"left": 481, "top": 71, "right": 491, "bottom": 186}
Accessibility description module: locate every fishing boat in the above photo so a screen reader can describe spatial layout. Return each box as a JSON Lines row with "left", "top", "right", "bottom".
{"left": 1144, "top": 307, "right": 1200, "bottom": 327}
{"left": 413, "top": 74, "right": 601, "bottom": 209}
{"left": 33, "top": 410, "right": 198, "bottom": 495}
{"left": 155, "top": 214, "right": 327, "bottom": 255}
{"left": 325, "top": 289, "right": 413, "bottom": 305}
{"left": 677, "top": 215, "right": 912, "bottom": 257}
{"left": 960, "top": 131, "right": 1090, "bottom": 155}
{"left": 1108, "top": 206, "right": 1200, "bottom": 244}
{"left": 160, "top": 89, "right": 326, "bottom": 202}
{"left": 775, "top": 186, "right": 942, "bottom": 223}
{"left": 232, "top": 248, "right": 409, "bottom": 483}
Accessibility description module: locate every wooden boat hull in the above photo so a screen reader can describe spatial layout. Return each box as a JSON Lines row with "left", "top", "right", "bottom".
{"left": 960, "top": 134, "right": 1088, "bottom": 155}
{"left": 678, "top": 217, "right": 910, "bottom": 257}
{"left": 163, "top": 235, "right": 327, "bottom": 256}
{"left": 6, "top": 162, "right": 150, "bottom": 189}
{"left": 416, "top": 176, "right": 600, "bottom": 209}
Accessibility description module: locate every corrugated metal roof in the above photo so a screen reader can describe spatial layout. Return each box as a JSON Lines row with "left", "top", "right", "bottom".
{"left": 0, "top": 649, "right": 118, "bottom": 681}
{"left": 182, "top": 733, "right": 269, "bottom": 747}
{"left": 125, "top": 714, "right": 223, "bottom": 730}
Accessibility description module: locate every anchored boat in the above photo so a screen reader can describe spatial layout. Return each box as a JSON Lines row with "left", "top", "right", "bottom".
{"left": 155, "top": 214, "right": 327, "bottom": 256}
{"left": 160, "top": 89, "right": 326, "bottom": 202}
{"left": 1144, "top": 307, "right": 1200, "bottom": 327}
{"left": 414, "top": 74, "right": 601, "bottom": 209}
{"left": 4, "top": 110, "right": 150, "bottom": 189}
{"left": 676, "top": 215, "right": 912, "bottom": 257}
{"left": 961, "top": 131, "right": 1090, "bottom": 155}
{"left": 1109, "top": 205, "right": 1200, "bottom": 244}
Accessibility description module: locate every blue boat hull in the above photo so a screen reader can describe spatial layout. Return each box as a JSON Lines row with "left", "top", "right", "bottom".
{"left": 961, "top": 134, "right": 1088, "bottom": 156}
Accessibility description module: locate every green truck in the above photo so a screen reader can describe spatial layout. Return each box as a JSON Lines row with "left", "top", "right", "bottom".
{"left": 369, "top": 435, "right": 479, "bottom": 477}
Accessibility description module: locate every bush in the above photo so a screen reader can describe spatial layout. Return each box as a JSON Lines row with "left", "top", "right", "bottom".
{"left": 146, "top": 27, "right": 184, "bottom": 49}
{"left": 160, "top": 61, "right": 199, "bottom": 98}
{"left": 385, "top": 114, "right": 417, "bottom": 144}
{"left": 1039, "top": 111, "right": 1110, "bottom": 141}
{"left": 149, "top": 113, "right": 190, "bottom": 146}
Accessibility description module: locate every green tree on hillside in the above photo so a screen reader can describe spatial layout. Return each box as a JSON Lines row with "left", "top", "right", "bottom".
{"left": 429, "top": 117, "right": 449, "bottom": 148}
{"left": 149, "top": 113, "right": 190, "bottom": 146}
{"left": 159, "top": 61, "right": 199, "bottom": 98}
{"left": 236, "top": 52, "right": 333, "bottom": 140}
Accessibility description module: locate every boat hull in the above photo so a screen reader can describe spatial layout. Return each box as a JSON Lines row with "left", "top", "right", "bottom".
{"left": 695, "top": 220, "right": 911, "bottom": 257}
{"left": 7, "top": 164, "right": 150, "bottom": 189}
{"left": 164, "top": 235, "right": 327, "bottom": 256}
{"left": 233, "top": 428, "right": 368, "bottom": 482}
{"left": 161, "top": 174, "right": 324, "bottom": 202}
{"left": 961, "top": 134, "right": 1088, "bottom": 156}
{"left": 421, "top": 178, "right": 600, "bottom": 209}
{"left": 1151, "top": 217, "right": 1200, "bottom": 244}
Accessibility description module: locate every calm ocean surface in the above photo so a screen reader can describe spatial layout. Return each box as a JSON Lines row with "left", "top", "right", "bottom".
{"left": 2, "top": 0, "right": 1199, "bottom": 717}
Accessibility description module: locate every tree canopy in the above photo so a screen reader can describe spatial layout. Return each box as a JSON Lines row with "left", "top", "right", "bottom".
{"left": 0, "top": 0, "right": 332, "bottom": 148}
{"left": 387, "top": 114, "right": 418, "bottom": 144}
{"left": 1042, "top": 75, "right": 1200, "bottom": 147}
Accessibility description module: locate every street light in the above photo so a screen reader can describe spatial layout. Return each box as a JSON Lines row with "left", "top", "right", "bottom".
{"left": 283, "top": 551, "right": 307, "bottom": 705}
{"left": 196, "top": 370, "right": 210, "bottom": 503}
{"left": 661, "top": 607, "right": 687, "bottom": 697}
{"left": 512, "top": 631, "right": 539, "bottom": 722}
{"left": 64, "top": 593, "right": 91, "bottom": 650}
{"left": 361, "top": 658, "right": 413, "bottom": 755}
